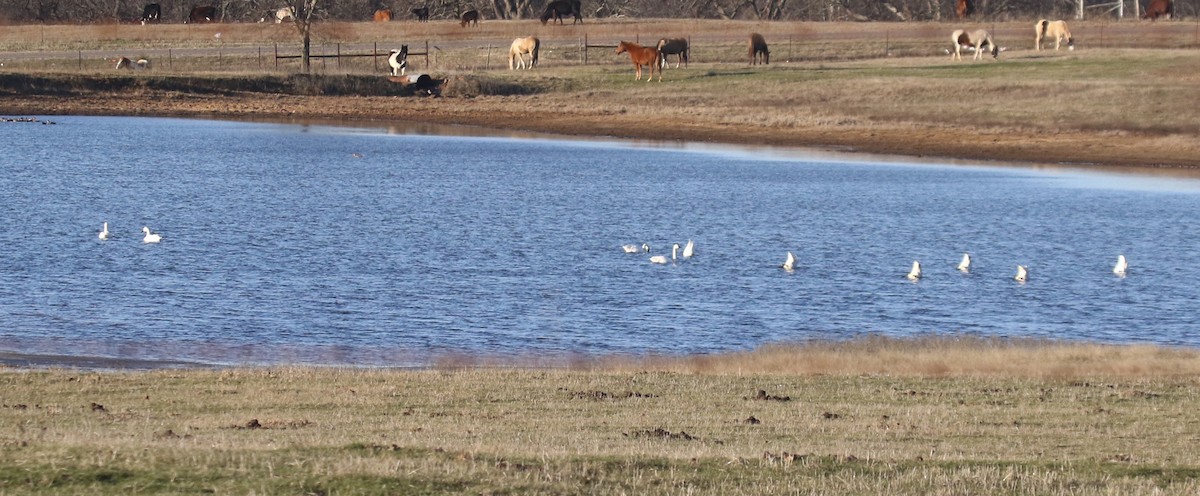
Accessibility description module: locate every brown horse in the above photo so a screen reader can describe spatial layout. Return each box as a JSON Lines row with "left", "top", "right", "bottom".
{"left": 373, "top": 9, "right": 392, "bottom": 22}
{"left": 615, "top": 41, "right": 661, "bottom": 82}
{"left": 1143, "top": 0, "right": 1173, "bottom": 20}
{"left": 955, "top": 0, "right": 972, "bottom": 18}
{"left": 749, "top": 33, "right": 769, "bottom": 65}
{"left": 460, "top": 10, "right": 480, "bottom": 27}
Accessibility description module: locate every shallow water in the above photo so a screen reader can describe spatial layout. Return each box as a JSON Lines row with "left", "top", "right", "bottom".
{"left": 2, "top": 116, "right": 1197, "bottom": 367}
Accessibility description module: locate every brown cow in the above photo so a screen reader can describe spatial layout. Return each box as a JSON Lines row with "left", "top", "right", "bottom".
{"left": 460, "top": 10, "right": 479, "bottom": 27}
{"left": 373, "top": 9, "right": 393, "bottom": 22}
{"left": 955, "top": 0, "right": 972, "bottom": 18}
{"left": 1142, "top": 0, "right": 1173, "bottom": 20}
{"left": 749, "top": 33, "right": 769, "bottom": 65}
{"left": 185, "top": 5, "right": 216, "bottom": 23}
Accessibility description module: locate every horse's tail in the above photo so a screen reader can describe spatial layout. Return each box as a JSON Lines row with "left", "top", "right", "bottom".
{"left": 532, "top": 38, "right": 540, "bottom": 67}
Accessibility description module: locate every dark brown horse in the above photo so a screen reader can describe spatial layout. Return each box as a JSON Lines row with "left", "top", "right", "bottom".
{"left": 615, "top": 41, "right": 661, "bottom": 82}
{"left": 460, "top": 9, "right": 480, "bottom": 27}
{"left": 955, "top": 0, "right": 972, "bottom": 18}
{"left": 411, "top": 7, "right": 429, "bottom": 22}
{"left": 540, "top": 0, "right": 582, "bottom": 25}
{"left": 656, "top": 38, "right": 689, "bottom": 68}
{"left": 749, "top": 33, "right": 769, "bottom": 65}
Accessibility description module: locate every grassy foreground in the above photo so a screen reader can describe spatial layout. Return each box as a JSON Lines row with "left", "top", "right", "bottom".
{"left": 3, "top": 338, "right": 1199, "bottom": 494}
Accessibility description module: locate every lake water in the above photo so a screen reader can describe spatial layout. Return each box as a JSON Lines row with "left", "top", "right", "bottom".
{"left": 2, "top": 116, "right": 1198, "bottom": 367}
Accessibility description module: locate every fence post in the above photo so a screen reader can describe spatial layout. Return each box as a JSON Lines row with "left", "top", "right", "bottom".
{"left": 274, "top": 44, "right": 278, "bottom": 70}
{"left": 425, "top": 40, "right": 430, "bottom": 69}
{"left": 169, "top": 48, "right": 173, "bottom": 69}
{"left": 337, "top": 43, "right": 341, "bottom": 70}
{"left": 374, "top": 42, "right": 378, "bottom": 72}
{"left": 486, "top": 44, "right": 492, "bottom": 70}
{"left": 584, "top": 34, "right": 588, "bottom": 65}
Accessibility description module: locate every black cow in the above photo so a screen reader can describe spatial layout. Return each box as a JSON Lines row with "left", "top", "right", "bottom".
{"left": 185, "top": 5, "right": 217, "bottom": 24}
{"left": 140, "top": 3, "right": 161, "bottom": 24}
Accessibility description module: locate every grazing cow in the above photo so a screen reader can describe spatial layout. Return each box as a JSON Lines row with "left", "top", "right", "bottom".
{"left": 1142, "top": 0, "right": 1173, "bottom": 20}
{"left": 1035, "top": 19, "right": 1074, "bottom": 51}
{"left": 460, "top": 10, "right": 479, "bottom": 27}
{"left": 955, "top": 0, "right": 972, "bottom": 18}
{"left": 950, "top": 29, "right": 999, "bottom": 60}
{"left": 412, "top": 7, "right": 430, "bottom": 22}
{"left": 275, "top": 6, "right": 295, "bottom": 23}
{"left": 749, "top": 33, "right": 769, "bottom": 65}
{"left": 140, "top": 3, "right": 161, "bottom": 24}
{"left": 540, "top": 0, "right": 582, "bottom": 25}
{"left": 388, "top": 45, "right": 408, "bottom": 76}
{"left": 656, "top": 38, "right": 689, "bottom": 69}
{"left": 373, "top": 9, "right": 393, "bottom": 22}
{"left": 185, "top": 5, "right": 217, "bottom": 23}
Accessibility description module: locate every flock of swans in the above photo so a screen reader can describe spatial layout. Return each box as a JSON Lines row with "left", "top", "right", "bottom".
{"left": 98, "top": 222, "right": 162, "bottom": 244}
{"left": 626, "top": 241, "right": 1130, "bottom": 282}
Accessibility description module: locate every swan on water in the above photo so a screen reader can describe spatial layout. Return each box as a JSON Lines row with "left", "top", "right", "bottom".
{"left": 1014, "top": 265, "right": 1028, "bottom": 282}
{"left": 682, "top": 239, "right": 695, "bottom": 259}
{"left": 1113, "top": 255, "right": 1128, "bottom": 277}
{"left": 622, "top": 243, "right": 643, "bottom": 253}
{"left": 650, "top": 243, "right": 680, "bottom": 264}
{"left": 906, "top": 260, "right": 922, "bottom": 281}
{"left": 98, "top": 222, "right": 109, "bottom": 241}
{"left": 142, "top": 226, "right": 162, "bottom": 244}
{"left": 781, "top": 251, "right": 795, "bottom": 272}
{"left": 957, "top": 253, "right": 971, "bottom": 272}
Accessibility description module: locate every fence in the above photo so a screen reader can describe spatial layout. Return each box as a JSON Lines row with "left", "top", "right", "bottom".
{"left": 273, "top": 41, "right": 431, "bottom": 72}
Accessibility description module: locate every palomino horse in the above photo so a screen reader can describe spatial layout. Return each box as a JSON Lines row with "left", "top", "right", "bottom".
{"left": 274, "top": 6, "right": 295, "bottom": 23}
{"left": 1035, "top": 20, "right": 1074, "bottom": 51}
{"left": 460, "top": 10, "right": 480, "bottom": 27}
{"left": 540, "top": 0, "right": 582, "bottom": 25}
{"left": 656, "top": 38, "right": 689, "bottom": 69}
{"left": 749, "top": 33, "right": 769, "bottom": 65}
{"left": 615, "top": 41, "right": 661, "bottom": 82}
{"left": 950, "top": 29, "right": 999, "bottom": 60}
{"left": 509, "top": 37, "right": 540, "bottom": 70}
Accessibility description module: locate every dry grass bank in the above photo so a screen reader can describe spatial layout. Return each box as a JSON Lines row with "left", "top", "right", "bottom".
{"left": 2, "top": 361, "right": 1199, "bottom": 494}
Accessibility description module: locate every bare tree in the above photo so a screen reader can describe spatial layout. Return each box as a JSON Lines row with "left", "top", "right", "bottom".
{"left": 282, "top": 0, "right": 320, "bottom": 72}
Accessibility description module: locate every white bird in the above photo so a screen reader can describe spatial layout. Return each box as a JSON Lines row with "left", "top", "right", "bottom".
{"left": 682, "top": 239, "right": 695, "bottom": 259}
{"left": 781, "top": 251, "right": 795, "bottom": 272}
{"left": 1014, "top": 265, "right": 1028, "bottom": 282}
{"left": 142, "top": 226, "right": 161, "bottom": 244}
{"left": 906, "top": 260, "right": 922, "bottom": 281}
{"left": 98, "top": 222, "right": 109, "bottom": 241}
{"left": 622, "top": 243, "right": 642, "bottom": 253}
{"left": 1113, "top": 255, "right": 1128, "bottom": 277}
{"left": 957, "top": 253, "right": 971, "bottom": 272}
{"left": 650, "top": 243, "right": 680, "bottom": 264}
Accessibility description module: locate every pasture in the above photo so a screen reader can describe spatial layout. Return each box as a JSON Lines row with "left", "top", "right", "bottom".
{"left": 2, "top": 18, "right": 1200, "bottom": 168}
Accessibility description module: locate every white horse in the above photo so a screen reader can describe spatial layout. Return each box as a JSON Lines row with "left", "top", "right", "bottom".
{"left": 1035, "top": 20, "right": 1074, "bottom": 51}
{"left": 275, "top": 6, "right": 296, "bottom": 23}
{"left": 388, "top": 46, "right": 408, "bottom": 76}
{"left": 508, "top": 37, "right": 540, "bottom": 70}
{"left": 950, "top": 29, "right": 999, "bottom": 61}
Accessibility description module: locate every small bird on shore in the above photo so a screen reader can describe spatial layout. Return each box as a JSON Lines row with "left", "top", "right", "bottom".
{"left": 98, "top": 222, "right": 109, "bottom": 241}
{"left": 1113, "top": 255, "right": 1128, "bottom": 277}
{"left": 142, "top": 226, "right": 161, "bottom": 244}
{"left": 906, "top": 261, "right": 922, "bottom": 281}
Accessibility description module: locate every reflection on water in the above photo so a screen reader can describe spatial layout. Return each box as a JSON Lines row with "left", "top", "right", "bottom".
{"left": 1, "top": 116, "right": 1198, "bottom": 367}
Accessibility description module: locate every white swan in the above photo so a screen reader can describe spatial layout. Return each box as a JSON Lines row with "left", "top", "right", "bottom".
{"left": 142, "top": 226, "right": 162, "bottom": 244}
{"left": 957, "top": 253, "right": 971, "bottom": 272}
{"left": 906, "top": 260, "right": 922, "bottom": 281}
{"left": 622, "top": 243, "right": 642, "bottom": 253}
{"left": 781, "top": 251, "right": 795, "bottom": 272}
{"left": 1113, "top": 255, "right": 1128, "bottom": 276}
{"left": 1014, "top": 265, "right": 1028, "bottom": 282}
{"left": 98, "top": 222, "right": 109, "bottom": 241}
{"left": 650, "top": 243, "right": 680, "bottom": 264}
{"left": 682, "top": 239, "right": 695, "bottom": 259}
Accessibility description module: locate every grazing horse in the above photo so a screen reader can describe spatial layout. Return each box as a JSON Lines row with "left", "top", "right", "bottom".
{"left": 1142, "top": 0, "right": 1173, "bottom": 20}
{"left": 615, "top": 41, "right": 661, "bottom": 82}
{"left": 412, "top": 7, "right": 430, "bottom": 22}
{"left": 275, "top": 6, "right": 295, "bottom": 23}
{"left": 1035, "top": 20, "right": 1074, "bottom": 51}
{"left": 540, "top": 0, "right": 583, "bottom": 25}
{"left": 140, "top": 3, "right": 161, "bottom": 24}
{"left": 460, "top": 10, "right": 480, "bottom": 27}
{"left": 749, "top": 33, "right": 769, "bottom": 65}
{"left": 388, "top": 45, "right": 409, "bottom": 76}
{"left": 950, "top": 29, "right": 999, "bottom": 60}
{"left": 656, "top": 38, "right": 689, "bottom": 69}
{"left": 373, "top": 9, "right": 392, "bottom": 22}
{"left": 185, "top": 5, "right": 217, "bottom": 23}
{"left": 955, "top": 0, "right": 972, "bottom": 18}
{"left": 114, "top": 57, "right": 133, "bottom": 70}
{"left": 509, "top": 37, "right": 540, "bottom": 70}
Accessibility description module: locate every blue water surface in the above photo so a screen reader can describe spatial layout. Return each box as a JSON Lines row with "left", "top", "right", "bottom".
{"left": 1, "top": 116, "right": 1197, "bottom": 366}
